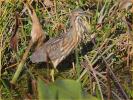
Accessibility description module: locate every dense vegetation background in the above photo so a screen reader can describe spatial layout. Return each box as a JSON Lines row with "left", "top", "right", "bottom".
{"left": 0, "top": 0, "right": 133, "bottom": 100}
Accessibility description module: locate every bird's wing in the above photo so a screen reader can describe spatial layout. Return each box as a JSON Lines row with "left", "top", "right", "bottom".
{"left": 46, "top": 36, "right": 64, "bottom": 60}
{"left": 30, "top": 36, "right": 64, "bottom": 63}
{"left": 30, "top": 45, "right": 47, "bottom": 63}
{"left": 46, "top": 33, "right": 76, "bottom": 68}
{"left": 30, "top": 32, "right": 78, "bottom": 68}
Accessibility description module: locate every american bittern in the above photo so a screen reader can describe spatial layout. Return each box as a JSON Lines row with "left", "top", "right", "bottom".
{"left": 30, "top": 9, "right": 90, "bottom": 68}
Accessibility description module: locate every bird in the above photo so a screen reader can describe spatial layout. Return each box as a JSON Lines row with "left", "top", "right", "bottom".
{"left": 30, "top": 9, "right": 90, "bottom": 68}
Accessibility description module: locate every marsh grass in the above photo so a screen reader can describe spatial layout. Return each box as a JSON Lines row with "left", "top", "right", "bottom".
{"left": 0, "top": 0, "right": 133, "bottom": 100}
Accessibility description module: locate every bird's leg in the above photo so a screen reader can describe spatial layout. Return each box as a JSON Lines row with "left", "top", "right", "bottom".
{"left": 50, "top": 69, "right": 55, "bottom": 82}
{"left": 50, "top": 67, "right": 59, "bottom": 82}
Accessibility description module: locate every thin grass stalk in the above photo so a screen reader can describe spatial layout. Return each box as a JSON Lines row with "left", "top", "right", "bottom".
{"left": 85, "top": 55, "right": 104, "bottom": 100}
{"left": 10, "top": 40, "right": 33, "bottom": 84}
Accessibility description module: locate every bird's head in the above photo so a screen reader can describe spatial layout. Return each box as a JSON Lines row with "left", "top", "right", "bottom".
{"left": 71, "top": 9, "right": 91, "bottom": 37}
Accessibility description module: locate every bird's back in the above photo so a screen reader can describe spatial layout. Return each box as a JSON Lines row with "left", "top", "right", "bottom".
{"left": 30, "top": 29, "right": 80, "bottom": 68}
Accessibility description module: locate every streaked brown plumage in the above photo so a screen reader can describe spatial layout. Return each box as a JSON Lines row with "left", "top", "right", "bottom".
{"left": 30, "top": 9, "right": 90, "bottom": 68}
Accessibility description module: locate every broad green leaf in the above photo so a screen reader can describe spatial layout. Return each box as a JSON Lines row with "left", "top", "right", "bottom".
{"left": 83, "top": 94, "right": 98, "bottom": 100}
{"left": 37, "top": 79, "right": 98, "bottom": 100}
{"left": 37, "top": 78, "right": 57, "bottom": 100}
{"left": 55, "top": 79, "right": 82, "bottom": 100}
